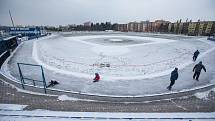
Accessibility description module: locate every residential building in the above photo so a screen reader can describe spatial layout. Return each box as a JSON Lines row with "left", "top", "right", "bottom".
{"left": 173, "top": 22, "right": 179, "bottom": 34}
{"left": 83, "top": 21, "right": 92, "bottom": 27}
{"left": 154, "top": 20, "right": 170, "bottom": 32}
{"left": 188, "top": 22, "right": 198, "bottom": 36}
{"left": 128, "top": 22, "right": 139, "bottom": 32}
{"left": 168, "top": 23, "right": 173, "bottom": 33}
{"left": 181, "top": 22, "right": 189, "bottom": 35}
{"left": 118, "top": 24, "right": 128, "bottom": 32}
{"left": 205, "top": 21, "right": 215, "bottom": 36}
{"left": 198, "top": 22, "right": 207, "bottom": 35}
{"left": 116, "top": 20, "right": 215, "bottom": 36}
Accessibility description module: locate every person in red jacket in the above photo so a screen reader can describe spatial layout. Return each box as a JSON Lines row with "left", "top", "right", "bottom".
{"left": 93, "top": 73, "right": 100, "bottom": 82}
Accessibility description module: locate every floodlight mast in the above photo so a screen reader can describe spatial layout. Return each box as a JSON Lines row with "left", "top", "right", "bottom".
{"left": 9, "top": 10, "right": 15, "bottom": 27}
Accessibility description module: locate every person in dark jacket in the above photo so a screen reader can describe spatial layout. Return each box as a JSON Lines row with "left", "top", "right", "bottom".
{"left": 193, "top": 61, "right": 206, "bottom": 81}
{"left": 193, "top": 50, "right": 200, "bottom": 61}
{"left": 47, "top": 80, "right": 59, "bottom": 88}
{"left": 93, "top": 73, "right": 100, "bottom": 82}
{"left": 167, "top": 68, "right": 178, "bottom": 90}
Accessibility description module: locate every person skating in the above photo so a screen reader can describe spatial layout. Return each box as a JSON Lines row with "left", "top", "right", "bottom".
{"left": 193, "top": 61, "right": 206, "bottom": 81}
{"left": 167, "top": 68, "right": 178, "bottom": 91}
{"left": 93, "top": 73, "right": 100, "bottom": 82}
{"left": 193, "top": 50, "right": 200, "bottom": 61}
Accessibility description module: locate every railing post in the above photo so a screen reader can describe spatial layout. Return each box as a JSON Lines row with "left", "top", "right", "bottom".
{"left": 17, "top": 63, "right": 25, "bottom": 89}
{"left": 41, "top": 65, "right": 47, "bottom": 94}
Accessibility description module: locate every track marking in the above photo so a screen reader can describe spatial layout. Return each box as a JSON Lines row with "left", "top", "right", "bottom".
{"left": 170, "top": 100, "right": 188, "bottom": 111}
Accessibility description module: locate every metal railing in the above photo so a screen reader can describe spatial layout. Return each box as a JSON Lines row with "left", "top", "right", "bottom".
{"left": 17, "top": 63, "right": 47, "bottom": 93}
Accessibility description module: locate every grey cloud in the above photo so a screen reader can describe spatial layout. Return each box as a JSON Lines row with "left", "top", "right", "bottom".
{"left": 0, "top": 0, "right": 214, "bottom": 26}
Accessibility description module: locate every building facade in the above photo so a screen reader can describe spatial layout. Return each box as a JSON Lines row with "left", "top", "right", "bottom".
{"left": 204, "top": 21, "right": 215, "bottom": 36}
{"left": 118, "top": 24, "right": 128, "bottom": 32}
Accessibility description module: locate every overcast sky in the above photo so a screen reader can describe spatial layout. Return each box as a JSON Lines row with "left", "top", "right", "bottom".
{"left": 0, "top": 0, "right": 214, "bottom": 26}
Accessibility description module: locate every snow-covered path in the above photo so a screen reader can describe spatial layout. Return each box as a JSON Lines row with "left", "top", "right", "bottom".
{"left": 3, "top": 33, "right": 215, "bottom": 96}
{"left": 0, "top": 104, "right": 215, "bottom": 121}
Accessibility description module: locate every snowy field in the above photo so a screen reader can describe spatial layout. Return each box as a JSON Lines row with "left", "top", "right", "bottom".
{"left": 0, "top": 104, "right": 215, "bottom": 121}
{"left": 3, "top": 32, "right": 215, "bottom": 96}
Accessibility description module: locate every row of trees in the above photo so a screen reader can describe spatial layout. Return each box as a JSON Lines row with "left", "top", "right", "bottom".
{"left": 74, "top": 22, "right": 118, "bottom": 31}
{"left": 45, "top": 22, "right": 118, "bottom": 32}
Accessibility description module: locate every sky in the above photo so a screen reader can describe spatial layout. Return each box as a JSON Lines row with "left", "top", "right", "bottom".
{"left": 0, "top": 0, "right": 214, "bottom": 26}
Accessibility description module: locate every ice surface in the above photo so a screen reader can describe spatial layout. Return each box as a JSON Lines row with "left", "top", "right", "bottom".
{"left": 33, "top": 34, "right": 214, "bottom": 80}
{"left": 3, "top": 33, "right": 215, "bottom": 96}
{"left": 109, "top": 38, "right": 124, "bottom": 42}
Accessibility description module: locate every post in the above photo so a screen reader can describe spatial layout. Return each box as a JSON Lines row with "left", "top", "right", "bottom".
{"left": 17, "top": 63, "right": 25, "bottom": 89}
{"left": 33, "top": 80, "right": 36, "bottom": 86}
{"left": 41, "top": 65, "right": 47, "bottom": 94}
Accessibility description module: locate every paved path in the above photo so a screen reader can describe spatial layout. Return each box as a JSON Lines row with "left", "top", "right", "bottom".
{"left": 0, "top": 79, "right": 215, "bottom": 112}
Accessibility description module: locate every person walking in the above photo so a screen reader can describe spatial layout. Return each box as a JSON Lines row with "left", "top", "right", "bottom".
{"left": 167, "top": 68, "right": 178, "bottom": 91}
{"left": 193, "top": 61, "right": 206, "bottom": 81}
{"left": 193, "top": 50, "right": 200, "bottom": 61}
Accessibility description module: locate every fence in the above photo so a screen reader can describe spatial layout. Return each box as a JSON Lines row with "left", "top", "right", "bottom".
{"left": 17, "top": 63, "right": 47, "bottom": 93}
{"left": 0, "top": 51, "right": 10, "bottom": 67}
{"left": 0, "top": 36, "right": 18, "bottom": 67}
{"left": 0, "top": 39, "right": 9, "bottom": 55}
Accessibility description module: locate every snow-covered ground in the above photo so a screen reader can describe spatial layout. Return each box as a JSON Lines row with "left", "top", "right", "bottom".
{"left": 35, "top": 35, "right": 179, "bottom": 79}
{"left": 0, "top": 104, "right": 214, "bottom": 121}
{"left": 0, "top": 104, "right": 27, "bottom": 111}
{"left": 3, "top": 32, "right": 215, "bottom": 96}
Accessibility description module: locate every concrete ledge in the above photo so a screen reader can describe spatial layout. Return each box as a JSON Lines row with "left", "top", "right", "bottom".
{"left": 1, "top": 72, "right": 215, "bottom": 103}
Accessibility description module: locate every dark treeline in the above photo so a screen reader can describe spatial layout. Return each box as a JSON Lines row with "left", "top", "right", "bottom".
{"left": 45, "top": 22, "right": 118, "bottom": 32}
